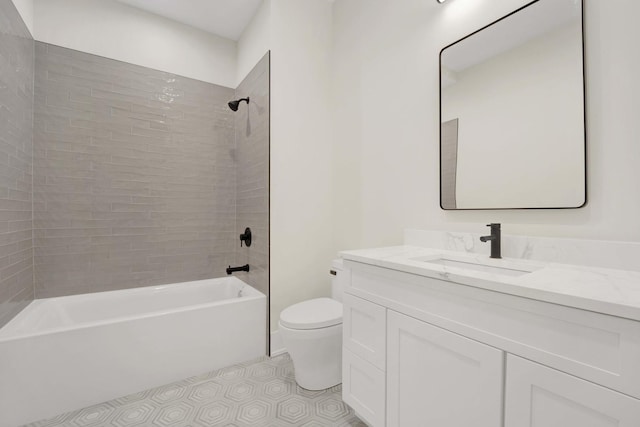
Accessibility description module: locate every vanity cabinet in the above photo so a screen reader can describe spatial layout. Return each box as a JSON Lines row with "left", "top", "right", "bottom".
{"left": 341, "top": 260, "right": 640, "bottom": 427}
{"left": 505, "top": 355, "right": 640, "bottom": 426}
{"left": 386, "top": 311, "right": 503, "bottom": 427}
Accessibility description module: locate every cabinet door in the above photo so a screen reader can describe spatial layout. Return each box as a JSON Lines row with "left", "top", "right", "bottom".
{"left": 343, "top": 293, "right": 386, "bottom": 370}
{"left": 505, "top": 355, "right": 640, "bottom": 427}
{"left": 387, "top": 311, "right": 504, "bottom": 427}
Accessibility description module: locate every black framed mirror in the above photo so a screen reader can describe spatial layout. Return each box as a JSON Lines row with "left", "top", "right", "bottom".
{"left": 439, "top": 0, "right": 586, "bottom": 210}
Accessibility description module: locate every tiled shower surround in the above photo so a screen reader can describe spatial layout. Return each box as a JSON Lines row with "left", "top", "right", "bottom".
{"left": 33, "top": 43, "right": 240, "bottom": 297}
{"left": 0, "top": 0, "right": 34, "bottom": 328}
{"left": 235, "top": 52, "right": 270, "bottom": 299}
{"left": 31, "top": 44, "right": 271, "bottom": 299}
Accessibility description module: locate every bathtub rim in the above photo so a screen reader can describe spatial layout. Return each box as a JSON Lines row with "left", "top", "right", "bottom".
{"left": 0, "top": 276, "right": 265, "bottom": 342}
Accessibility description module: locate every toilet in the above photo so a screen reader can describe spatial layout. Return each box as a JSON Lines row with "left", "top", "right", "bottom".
{"left": 279, "top": 259, "right": 346, "bottom": 390}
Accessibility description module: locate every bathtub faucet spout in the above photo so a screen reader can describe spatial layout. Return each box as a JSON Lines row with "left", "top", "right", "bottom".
{"left": 227, "top": 264, "right": 250, "bottom": 275}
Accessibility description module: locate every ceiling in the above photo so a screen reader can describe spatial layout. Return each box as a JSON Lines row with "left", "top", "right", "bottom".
{"left": 115, "top": 0, "right": 263, "bottom": 40}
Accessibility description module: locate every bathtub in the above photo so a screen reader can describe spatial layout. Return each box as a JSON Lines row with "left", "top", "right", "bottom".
{"left": 0, "top": 277, "right": 266, "bottom": 427}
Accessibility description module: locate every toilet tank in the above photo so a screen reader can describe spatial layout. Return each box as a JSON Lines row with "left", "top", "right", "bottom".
{"left": 330, "top": 259, "right": 348, "bottom": 302}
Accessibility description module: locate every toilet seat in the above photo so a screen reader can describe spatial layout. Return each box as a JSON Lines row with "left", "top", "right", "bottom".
{"left": 279, "top": 298, "right": 342, "bottom": 330}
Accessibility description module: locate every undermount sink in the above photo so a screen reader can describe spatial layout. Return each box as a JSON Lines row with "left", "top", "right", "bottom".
{"left": 413, "top": 256, "right": 538, "bottom": 277}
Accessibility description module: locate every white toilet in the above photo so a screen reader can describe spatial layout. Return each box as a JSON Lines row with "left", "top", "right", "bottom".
{"left": 279, "top": 259, "right": 346, "bottom": 390}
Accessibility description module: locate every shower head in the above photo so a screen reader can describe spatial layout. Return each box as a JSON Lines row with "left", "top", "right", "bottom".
{"left": 228, "top": 97, "right": 250, "bottom": 112}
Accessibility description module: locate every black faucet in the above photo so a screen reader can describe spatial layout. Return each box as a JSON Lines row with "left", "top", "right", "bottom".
{"left": 480, "top": 223, "right": 501, "bottom": 259}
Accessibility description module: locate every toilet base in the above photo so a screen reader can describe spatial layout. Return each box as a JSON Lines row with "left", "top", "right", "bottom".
{"left": 279, "top": 322, "right": 342, "bottom": 390}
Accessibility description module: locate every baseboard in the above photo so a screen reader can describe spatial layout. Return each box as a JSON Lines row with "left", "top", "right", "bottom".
{"left": 270, "top": 330, "right": 286, "bottom": 357}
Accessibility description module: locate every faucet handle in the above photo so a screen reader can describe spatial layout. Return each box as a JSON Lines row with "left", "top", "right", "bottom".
{"left": 239, "top": 227, "right": 252, "bottom": 247}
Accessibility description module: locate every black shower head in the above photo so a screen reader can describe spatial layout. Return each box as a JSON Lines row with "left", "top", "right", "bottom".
{"left": 228, "top": 97, "right": 250, "bottom": 112}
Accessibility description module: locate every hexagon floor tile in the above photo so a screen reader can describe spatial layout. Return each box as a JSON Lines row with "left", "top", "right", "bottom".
{"left": 25, "top": 354, "right": 367, "bottom": 427}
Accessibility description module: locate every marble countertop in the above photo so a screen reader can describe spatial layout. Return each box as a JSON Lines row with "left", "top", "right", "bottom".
{"left": 340, "top": 246, "right": 640, "bottom": 322}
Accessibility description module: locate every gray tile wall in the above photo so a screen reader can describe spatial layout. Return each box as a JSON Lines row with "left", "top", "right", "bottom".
{"left": 34, "top": 43, "right": 237, "bottom": 297}
{"left": 0, "top": 0, "right": 34, "bottom": 328}
{"left": 234, "top": 53, "right": 269, "bottom": 301}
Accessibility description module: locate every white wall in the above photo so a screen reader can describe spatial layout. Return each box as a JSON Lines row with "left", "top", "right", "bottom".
{"left": 268, "top": 0, "right": 333, "bottom": 333}
{"left": 331, "top": 0, "right": 640, "bottom": 246}
{"left": 236, "top": 0, "right": 271, "bottom": 85}
{"left": 10, "top": 0, "right": 33, "bottom": 35}
{"left": 33, "top": 0, "right": 237, "bottom": 87}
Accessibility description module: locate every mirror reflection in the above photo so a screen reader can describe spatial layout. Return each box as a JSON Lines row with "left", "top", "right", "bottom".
{"left": 440, "top": 0, "right": 586, "bottom": 210}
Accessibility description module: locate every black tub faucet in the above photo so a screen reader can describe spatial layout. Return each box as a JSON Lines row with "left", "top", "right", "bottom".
{"left": 227, "top": 264, "right": 250, "bottom": 275}
{"left": 480, "top": 223, "right": 501, "bottom": 259}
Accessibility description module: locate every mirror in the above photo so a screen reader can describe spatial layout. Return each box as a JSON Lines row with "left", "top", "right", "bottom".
{"left": 440, "top": 0, "right": 585, "bottom": 210}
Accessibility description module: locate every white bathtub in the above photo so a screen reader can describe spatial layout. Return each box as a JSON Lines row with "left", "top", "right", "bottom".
{"left": 0, "top": 277, "right": 266, "bottom": 427}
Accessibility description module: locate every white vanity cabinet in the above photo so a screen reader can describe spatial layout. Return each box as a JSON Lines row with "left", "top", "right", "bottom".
{"left": 341, "top": 259, "right": 640, "bottom": 427}
{"left": 386, "top": 311, "right": 503, "bottom": 427}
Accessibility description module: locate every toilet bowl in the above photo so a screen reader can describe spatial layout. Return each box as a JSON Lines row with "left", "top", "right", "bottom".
{"left": 279, "top": 259, "right": 346, "bottom": 390}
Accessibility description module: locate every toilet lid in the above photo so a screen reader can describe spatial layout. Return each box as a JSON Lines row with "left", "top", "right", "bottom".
{"left": 280, "top": 298, "right": 343, "bottom": 330}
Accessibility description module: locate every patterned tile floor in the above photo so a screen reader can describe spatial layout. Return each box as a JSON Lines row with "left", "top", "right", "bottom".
{"left": 25, "top": 354, "right": 367, "bottom": 427}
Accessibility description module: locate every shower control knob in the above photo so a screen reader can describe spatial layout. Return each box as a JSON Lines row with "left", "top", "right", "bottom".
{"left": 240, "top": 227, "right": 252, "bottom": 247}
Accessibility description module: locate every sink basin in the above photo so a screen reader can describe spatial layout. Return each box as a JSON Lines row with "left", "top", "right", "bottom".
{"left": 414, "top": 256, "right": 538, "bottom": 277}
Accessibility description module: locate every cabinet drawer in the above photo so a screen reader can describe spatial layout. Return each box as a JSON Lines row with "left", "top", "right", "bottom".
{"left": 505, "top": 355, "right": 640, "bottom": 427}
{"left": 343, "top": 293, "right": 386, "bottom": 370}
{"left": 343, "top": 349, "right": 385, "bottom": 427}
{"left": 348, "top": 262, "right": 640, "bottom": 399}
